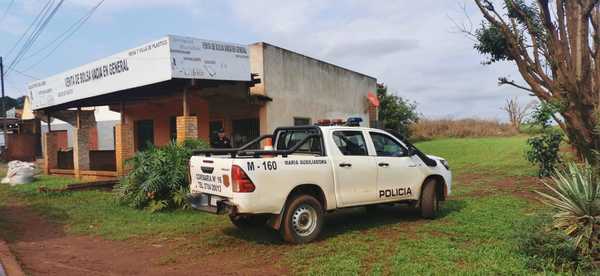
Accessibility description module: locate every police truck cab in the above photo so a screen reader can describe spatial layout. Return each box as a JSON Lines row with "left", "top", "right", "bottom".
{"left": 188, "top": 120, "right": 452, "bottom": 244}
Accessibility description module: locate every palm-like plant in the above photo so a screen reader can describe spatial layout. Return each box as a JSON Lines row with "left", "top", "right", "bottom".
{"left": 115, "top": 139, "right": 208, "bottom": 212}
{"left": 536, "top": 162, "right": 600, "bottom": 256}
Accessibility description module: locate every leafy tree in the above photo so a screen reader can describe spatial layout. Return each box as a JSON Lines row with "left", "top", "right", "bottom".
{"left": 0, "top": 96, "right": 25, "bottom": 115}
{"left": 376, "top": 84, "right": 419, "bottom": 138}
{"left": 471, "top": 0, "right": 600, "bottom": 165}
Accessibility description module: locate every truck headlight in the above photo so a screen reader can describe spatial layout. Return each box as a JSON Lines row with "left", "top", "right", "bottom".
{"left": 440, "top": 159, "right": 450, "bottom": 170}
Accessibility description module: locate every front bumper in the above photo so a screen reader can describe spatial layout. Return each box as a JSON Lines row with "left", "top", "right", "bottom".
{"left": 187, "top": 193, "right": 234, "bottom": 215}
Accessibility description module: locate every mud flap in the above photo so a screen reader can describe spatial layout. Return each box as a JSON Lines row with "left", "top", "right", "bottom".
{"left": 266, "top": 206, "right": 286, "bottom": 230}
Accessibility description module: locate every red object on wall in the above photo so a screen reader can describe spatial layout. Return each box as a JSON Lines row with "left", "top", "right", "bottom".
{"left": 367, "top": 91, "right": 380, "bottom": 107}
{"left": 89, "top": 127, "right": 98, "bottom": 150}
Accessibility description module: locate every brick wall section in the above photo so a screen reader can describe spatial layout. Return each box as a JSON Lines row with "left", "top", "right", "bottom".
{"left": 73, "top": 127, "right": 90, "bottom": 178}
{"left": 54, "top": 130, "right": 68, "bottom": 150}
{"left": 43, "top": 132, "right": 59, "bottom": 174}
{"left": 115, "top": 123, "right": 134, "bottom": 176}
{"left": 117, "top": 96, "right": 211, "bottom": 146}
{"left": 6, "top": 134, "right": 37, "bottom": 161}
{"left": 176, "top": 116, "right": 198, "bottom": 143}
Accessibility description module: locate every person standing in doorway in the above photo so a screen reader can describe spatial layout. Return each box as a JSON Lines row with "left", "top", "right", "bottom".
{"left": 211, "top": 129, "right": 232, "bottom": 148}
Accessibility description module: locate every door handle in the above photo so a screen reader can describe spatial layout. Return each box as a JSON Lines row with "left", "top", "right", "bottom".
{"left": 408, "top": 164, "right": 418, "bottom": 167}
{"left": 339, "top": 162, "right": 352, "bottom": 168}
{"left": 378, "top": 162, "right": 389, "bottom": 167}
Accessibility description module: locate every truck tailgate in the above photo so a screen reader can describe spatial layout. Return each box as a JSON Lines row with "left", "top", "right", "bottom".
{"left": 189, "top": 155, "right": 233, "bottom": 198}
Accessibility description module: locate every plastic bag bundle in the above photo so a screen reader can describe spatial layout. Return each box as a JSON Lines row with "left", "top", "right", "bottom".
{"left": 1, "top": 161, "right": 36, "bottom": 185}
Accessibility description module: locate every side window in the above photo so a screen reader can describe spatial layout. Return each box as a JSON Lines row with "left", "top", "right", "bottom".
{"left": 369, "top": 132, "right": 407, "bottom": 157}
{"left": 332, "top": 131, "right": 368, "bottom": 156}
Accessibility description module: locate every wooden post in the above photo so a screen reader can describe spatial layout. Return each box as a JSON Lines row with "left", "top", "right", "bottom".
{"left": 76, "top": 107, "right": 81, "bottom": 128}
{"left": 46, "top": 114, "right": 51, "bottom": 132}
{"left": 182, "top": 88, "right": 189, "bottom": 116}
{"left": 182, "top": 79, "right": 197, "bottom": 117}
{"left": 120, "top": 101, "right": 125, "bottom": 124}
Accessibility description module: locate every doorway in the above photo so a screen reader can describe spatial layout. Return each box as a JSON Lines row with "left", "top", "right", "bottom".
{"left": 209, "top": 120, "right": 224, "bottom": 144}
{"left": 135, "top": 120, "right": 154, "bottom": 151}
{"left": 232, "top": 118, "right": 259, "bottom": 147}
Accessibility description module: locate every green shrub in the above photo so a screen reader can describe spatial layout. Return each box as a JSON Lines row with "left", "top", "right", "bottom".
{"left": 518, "top": 213, "right": 595, "bottom": 273}
{"left": 525, "top": 103, "right": 564, "bottom": 177}
{"left": 526, "top": 130, "right": 563, "bottom": 177}
{"left": 115, "top": 139, "right": 208, "bottom": 212}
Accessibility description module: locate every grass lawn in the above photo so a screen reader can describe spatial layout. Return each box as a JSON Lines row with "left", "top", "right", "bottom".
{"left": 0, "top": 136, "right": 590, "bottom": 274}
{"left": 416, "top": 136, "right": 536, "bottom": 176}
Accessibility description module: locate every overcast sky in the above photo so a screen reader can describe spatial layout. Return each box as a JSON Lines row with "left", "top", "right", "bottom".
{"left": 0, "top": 0, "right": 535, "bottom": 120}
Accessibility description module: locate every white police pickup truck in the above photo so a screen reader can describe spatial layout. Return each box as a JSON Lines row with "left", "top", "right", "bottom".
{"left": 188, "top": 125, "right": 451, "bottom": 244}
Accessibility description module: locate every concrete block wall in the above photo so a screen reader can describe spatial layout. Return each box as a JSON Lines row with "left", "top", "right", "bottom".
{"left": 73, "top": 127, "right": 90, "bottom": 178}
{"left": 250, "top": 42, "right": 377, "bottom": 131}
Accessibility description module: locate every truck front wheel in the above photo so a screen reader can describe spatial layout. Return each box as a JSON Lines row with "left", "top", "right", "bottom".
{"left": 280, "top": 194, "right": 324, "bottom": 244}
{"left": 420, "top": 179, "right": 440, "bottom": 219}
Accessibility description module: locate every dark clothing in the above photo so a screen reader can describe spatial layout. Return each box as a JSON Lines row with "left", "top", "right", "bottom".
{"left": 212, "top": 137, "right": 232, "bottom": 148}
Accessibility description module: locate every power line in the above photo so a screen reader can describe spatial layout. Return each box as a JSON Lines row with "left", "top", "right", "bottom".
{"left": 23, "top": 0, "right": 104, "bottom": 61}
{"left": 11, "top": 69, "right": 38, "bottom": 80}
{"left": 5, "top": 0, "right": 64, "bottom": 77}
{"left": 7, "top": 0, "right": 64, "bottom": 72}
{"left": 21, "top": 0, "right": 105, "bottom": 70}
{"left": 0, "top": 0, "right": 15, "bottom": 25}
{"left": 3, "top": 0, "right": 53, "bottom": 59}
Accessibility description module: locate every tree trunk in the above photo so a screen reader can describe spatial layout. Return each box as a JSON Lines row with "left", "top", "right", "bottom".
{"left": 561, "top": 107, "right": 600, "bottom": 165}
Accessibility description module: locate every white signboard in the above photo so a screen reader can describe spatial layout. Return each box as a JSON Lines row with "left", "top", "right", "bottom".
{"left": 28, "top": 35, "right": 251, "bottom": 110}
{"left": 169, "top": 35, "right": 250, "bottom": 81}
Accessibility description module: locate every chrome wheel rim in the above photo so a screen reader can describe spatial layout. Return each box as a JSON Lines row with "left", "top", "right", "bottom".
{"left": 291, "top": 204, "right": 318, "bottom": 237}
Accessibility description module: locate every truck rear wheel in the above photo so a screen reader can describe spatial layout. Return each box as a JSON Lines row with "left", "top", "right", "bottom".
{"left": 420, "top": 179, "right": 439, "bottom": 219}
{"left": 280, "top": 194, "right": 324, "bottom": 244}
{"left": 229, "top": 214, "right": 269, "bottom": 229}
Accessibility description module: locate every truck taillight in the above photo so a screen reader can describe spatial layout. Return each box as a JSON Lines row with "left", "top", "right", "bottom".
{"left": 231, "top": 165, "right": 255, "bottom": 193}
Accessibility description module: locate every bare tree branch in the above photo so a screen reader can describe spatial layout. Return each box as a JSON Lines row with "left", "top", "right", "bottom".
{"left": 502, "top": 96, "right": 537, "bottom": 130}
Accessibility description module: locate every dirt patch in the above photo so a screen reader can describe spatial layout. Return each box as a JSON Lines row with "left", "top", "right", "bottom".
{"left": 458, "top": 174, "right": 546, "bottom": 203}
{"left": 0, "top": 199, "right": 287, "bottom": 276}
{"left": 488, "top": 176, "right": 545, "bottom": 202}
{"left": 454, "top": 173, "right": 487, "bottom": 186}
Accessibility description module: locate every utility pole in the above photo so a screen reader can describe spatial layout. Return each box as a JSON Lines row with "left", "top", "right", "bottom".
{"left": 0, "top": 57, "right": 6, "bottom": 149}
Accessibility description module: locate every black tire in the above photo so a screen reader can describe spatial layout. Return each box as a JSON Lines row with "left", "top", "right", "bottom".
{"left": 229, "top": 214, "right": 269, "bottom": 229}
{"left": 280, "top": 194, "right": 324, "bottom": 244}
{"left": 420, "top": 179, "right": 439, "bottom": 219}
